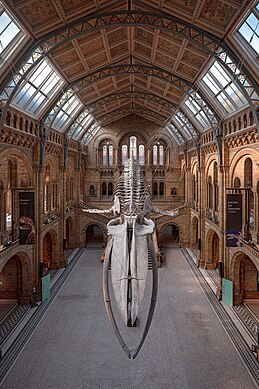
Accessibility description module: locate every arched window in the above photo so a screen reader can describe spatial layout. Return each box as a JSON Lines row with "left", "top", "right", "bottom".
{"left": 121, "top": 144, "right": 128, "bottom": 165}
{"left": 153, "top": 145, "right": 158, "bottom": 165}
{"left": 153, "top": 182, "right": 158, "bottom": 196}
{"left": 234, "top": 176, "right": 241, "bottom": 193}
{"left": 129, "top": 136, "right": 137, "bottom": 159}
{"left": 244, "top": 158, "right": 253, "bottom": 187}
{"left": 159, "top": 145, "right": 164, "bottom": 165}
{"left": 159, "top": 182, "right": 164, "bottom": 196}
{"left": 108, "top": 145, "right": 113, "bottom": 167}
{"left": 102, "top": 145, "right": 108, "bottom": 167}
{"left": 213, "top": 162, "right": 219, "bottom": 212}
{"left": 139, "top": 144, "right": 145, "bottom": 165}
{"left": 102, "top": 182, "right": 107, "bottom": 196}
{"left": 108, "top": 182, "right": 113, "bottom": 196}
{"left": 207, "top": 176, "right": 213, "bottom": 209}
{"left": 192, "top": 175, "right": 196, "bottom": 201}
{"left": 195, "top": 170, "right": 198, "bottom": 203}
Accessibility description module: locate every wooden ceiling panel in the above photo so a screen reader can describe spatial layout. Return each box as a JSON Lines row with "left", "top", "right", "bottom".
{"left": 7, "top": 0, "right": 247, "bottom": 135}
{"left": 80, "top": 38, "right": 104, "bottom": 58}
{"left": 154, "top": 52, "right": 175, "bottom": 69}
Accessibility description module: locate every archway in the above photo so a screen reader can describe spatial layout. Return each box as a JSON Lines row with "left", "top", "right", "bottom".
{"left": 232, "top": 253, "right": 259, "bottom": 305}
{"left": 85, "top": 224, "right": 104, "bottom": 247}
{"left": 0, "top": 255, "right": 22, "bottom": 302}
{"left": 43, "top": 230, "right": 58, "bottom": 270}
{"left": 206, "top": 230, "right": 219, "bottom": 269}
{"left": 159, "top": 223, "right": 180, "bottom": 247}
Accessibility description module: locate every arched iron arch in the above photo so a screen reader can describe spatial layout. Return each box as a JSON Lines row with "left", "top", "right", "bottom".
{"left": 88, "top": 91, "right": 177, "bottom": 111}
{"left": 42, "top": 64, "right": 218, "bottom": 136}
{"left": 0, "top": 10, "right": 257, "bottom": 132}
{"left": 0, "top": 10, "right": 257, "bottom": 169}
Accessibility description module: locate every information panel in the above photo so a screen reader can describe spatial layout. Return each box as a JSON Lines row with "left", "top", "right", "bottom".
{"left": 222, "top": 278, "right": 233, "bottom": 306}
{"left": 226, "top": 193, "right": 242, "bottom": 247}
{"left": 42, "top": 274, "right": 51, "bottom": 302}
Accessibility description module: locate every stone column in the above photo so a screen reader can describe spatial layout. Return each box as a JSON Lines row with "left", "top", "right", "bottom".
{"left": 59, "top": 167, "right": 67, "bottom": 267}
{"left": 35, "top": 164, "right": 44, "bottom": 301}
{"left": 198, "top": 162, "right": 206, "bottom": 268}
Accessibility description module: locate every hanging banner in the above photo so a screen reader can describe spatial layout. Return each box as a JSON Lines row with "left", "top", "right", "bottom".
{"left": 19, "top": 191, "right": 35, "bottom": 244}
{"left": 226, "top": 193, "right": 242, "bottom": 247}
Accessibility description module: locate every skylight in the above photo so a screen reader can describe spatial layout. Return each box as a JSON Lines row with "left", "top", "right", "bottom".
{"left": 67, "top": 110, "right": 94, "bottom": 140}
{"left": 166, "top": 122, "right": 185, "bottom": 144}
{"left": 0, "top": 3, "right": 26, "bottom": 62}
{"left": 184, "top": 94, "right": 210, "bottom": 130}
{"left": 12, "top": 58, "right": 64, "bottom": 116}
{"left": 174, "top": 110, "right": 198, "bottom": 138}
{"left": 238, "top": 3, "right": 259, "bottom": 54}
{"left": 82, "top": 122, "right": 101, "bottom": 145}
{"left": 52, "top": 93, "right": 82, "bottom": 131}
{"left": 201, "top": 61, "right": 246, "bottom": 114}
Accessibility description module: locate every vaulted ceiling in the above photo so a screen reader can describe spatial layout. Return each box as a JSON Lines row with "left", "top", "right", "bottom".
{"left": 4, "top": 0, "right": 251, "bottom": 135}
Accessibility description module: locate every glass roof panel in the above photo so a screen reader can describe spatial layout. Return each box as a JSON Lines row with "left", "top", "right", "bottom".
{"left": 52, "top": 93, "right": 82, "bottom": 131}
{"left": 12, "top": 58, "right": 64, "bottom": 116}
{"left": 201, "top": 60, "right": 247, "bottom": 114}
{"left": 238, "top": 5, "right": 259, "bottom": 54}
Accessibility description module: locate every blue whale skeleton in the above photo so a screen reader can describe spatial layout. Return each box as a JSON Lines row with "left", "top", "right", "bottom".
{"left": 83, "top": 158, "right": 183, "bottom": 359}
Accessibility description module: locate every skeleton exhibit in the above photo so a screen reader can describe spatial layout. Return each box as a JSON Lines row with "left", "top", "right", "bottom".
{"left": 83, "top": 158, "right": 183, "bottom": 359}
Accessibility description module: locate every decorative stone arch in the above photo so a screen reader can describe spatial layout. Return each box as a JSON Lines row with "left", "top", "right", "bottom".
{"left": 83, "top": 222, "right": 107, "bottom": 247}
{"left": 204, "top": 154, "right": 218, "bottom": 179}
{"left": 190, "top": 159, "right": 198, "bottom": 175}
{"left": 92, "top": 132, "right": 117, "bottom": 149}
{"left": 43, "top": 228, "right": 59, "bottom": 270}
{"left": 229, "top": 148, "right": 259, "bottom": 188}
{"left": 205, "top": 228, "right": 220, "bottom": 269}
{"left": 44, "top": 154, "right": 59, "bottom": 173}
{"left": 157, "top": 221, "right": 182, "bottom": 247}
{"left": 230, "top": 249, "right": 259, "bottom": 305}
{"left": 0, "top": 148, "right": 33, "bottom": 189}
{"left": 0, "top": 249, "right": 32, "bottom": 304}
{"left": 119, "top": 131, "right": 148, "bottom": 148}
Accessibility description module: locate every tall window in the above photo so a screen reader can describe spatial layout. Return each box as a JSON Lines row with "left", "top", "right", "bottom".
{"left": 244, "top": 158, "right": 253, "bottom": 187}
{"left": 139, "top": 144, "right": 145, "bottom": 165}
{"left": 207, "top": 176, "right": 213, "bottom": 209}
{"left": 238, "top": 3, "right": 259, "bottom": 54}
{"left": 159, "top": 145, "right": 164, "bottom": 165}
{"left": 153, "top": 145, "right": 158, "bottom": 165}
{"left": 102, "top": 145, "right": 108, "bottom": 167}
{"left": 129, "top": 136, "right": 137, "bottom": 159}
{"left": 213, "top": 162, "right": 219, "bottom": 212}
{"left": 122, "top": 144, "right": 128, "bottom": 165}
{"left": 109, "top": 145, "right": 113, "bottom": 167}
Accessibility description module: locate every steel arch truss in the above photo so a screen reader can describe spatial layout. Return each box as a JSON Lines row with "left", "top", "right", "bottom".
{"left": 171, "top": 110, "right": 200, "bottom": 139}
{"left": 0, "top": 10, "right": 258, "bottom": 130}
{"left": 97, "top": 106, "right": 167, "bottom": 126}
{"left": 42, "top": 64, "right": 220, "bottom": 139}
{"left": 88, "top": 91, "right": 177, "bottom": 111}
{"left": 0, "top": 10, "right": 258, "bottom": 153}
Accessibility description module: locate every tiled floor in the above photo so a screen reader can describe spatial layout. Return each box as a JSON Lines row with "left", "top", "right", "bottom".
{"left": 1, "top": 248, "right": 257, "bottom": 389}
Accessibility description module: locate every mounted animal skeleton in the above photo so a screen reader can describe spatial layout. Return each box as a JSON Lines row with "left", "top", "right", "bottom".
{"left": 82, "top": 158, "right": 182, "bottom": 359}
